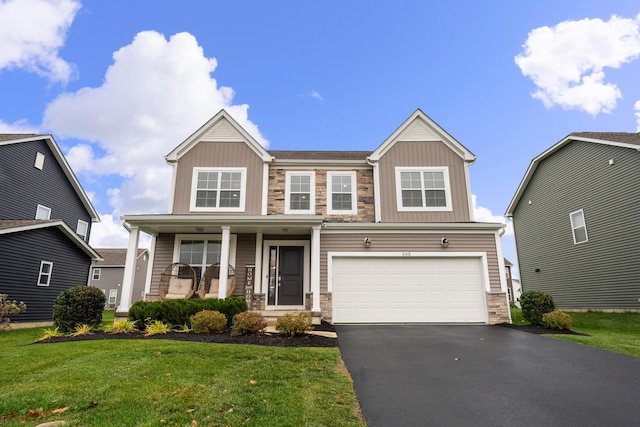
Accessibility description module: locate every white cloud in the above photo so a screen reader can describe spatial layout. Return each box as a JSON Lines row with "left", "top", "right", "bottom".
{"left": 635, "top": 100, "right": 640, "bottom": 131}
{"left": 0, "top": 118, "right": 38, "bottom": 133}
{"left": 0, "top": 0, "right": 80, "bottom": 83}
{"left": 472, "top": 195, "right": 512, "bottom": 237}
{"left": 89, "top": 213, "right": 150, "bottom": 249}
{"left": 311, "top": 90, "right": 324, "bottom": 101}
{"left": 515, "top": 14, "right": 640, "bottom": 116}
{"left": 44, "top": 30, "right": 267, "bottom": 218}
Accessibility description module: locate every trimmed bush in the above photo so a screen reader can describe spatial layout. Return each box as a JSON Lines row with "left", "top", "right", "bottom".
{"left": 276, "top": 312, "right": 313, "bottom": 337}
{"left": 190, "top": 310, "right": 227, "bottom": 333}
{"left": 542, "top": 310, "right": 572, "bottom": 331}
{"left": 231, "top": 311, "right": 267, "bottom": 336}
{"left": 128, "top": 297, "right": 247, "bottom": 328}
{"left": 520, "top": 291, "right": 555, "bottom": 326}
{"left": 53, "top": 286, "right": 106, "bottom": 333}
{"left": 0, "top": 294, "right": 27, "bottom": 331}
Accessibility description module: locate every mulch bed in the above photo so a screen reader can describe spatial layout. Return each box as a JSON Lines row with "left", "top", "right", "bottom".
{"left": 496, "top": 323, "right": 590, "bottom": 336}
{"left": 32, "top": 322, "right": 339, "bottom": 348}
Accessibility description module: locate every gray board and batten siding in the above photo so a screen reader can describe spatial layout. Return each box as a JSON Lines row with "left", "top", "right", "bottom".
{"left": 512, "top": 140, "right": 640, "bottom": 310}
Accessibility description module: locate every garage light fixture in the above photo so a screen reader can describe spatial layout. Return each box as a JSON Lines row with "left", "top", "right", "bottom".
{"left": 363, "top": 237, "right": 371, "bottom": 248}
{"left": 441, "top": 237, "right": 449, "bottom": 248}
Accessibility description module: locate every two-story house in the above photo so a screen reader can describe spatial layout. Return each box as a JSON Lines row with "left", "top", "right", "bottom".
{"left": 89, "top": 248, "right": 149, "bottom": 309}
{"left": 119, "top": 109, "right": 510, "bottom": 324}
{"left": 0, "top": 134, "right": 101, "bottom": 326}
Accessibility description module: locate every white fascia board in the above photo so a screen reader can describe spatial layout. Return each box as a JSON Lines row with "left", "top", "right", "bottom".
{"left": 270, "top": 159, "right": 370, "bottom": 168}
{"left": 321, "top": 221, "right": 505, "bottom": 233}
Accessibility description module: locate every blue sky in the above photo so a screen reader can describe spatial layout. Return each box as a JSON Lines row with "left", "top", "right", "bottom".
{"left": 2, "top": 1, "right": 640, "bottom": 277}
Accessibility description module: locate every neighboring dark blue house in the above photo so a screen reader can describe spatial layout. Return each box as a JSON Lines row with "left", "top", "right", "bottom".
{"left": 0, "top": 134, "right": 101, "bottom": 325}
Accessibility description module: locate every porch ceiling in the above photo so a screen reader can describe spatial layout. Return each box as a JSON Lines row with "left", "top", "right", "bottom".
{"left": 121, "top": 214, "right": 325, "bottom": 236}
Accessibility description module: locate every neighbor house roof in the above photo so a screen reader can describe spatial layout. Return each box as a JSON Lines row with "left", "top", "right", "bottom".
{"left": 94, "top": 248, "right": 147, "bottom": 266}
{"left": 0, "top": 134, "right": 100, "bottom": 222}
{"left": 505, "top": 132, "right": 640, "bottom": 217}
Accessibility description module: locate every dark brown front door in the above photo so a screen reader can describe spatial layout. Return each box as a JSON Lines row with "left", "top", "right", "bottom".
{"left": 277, "top": 246, "right": 304, "bottom": 306}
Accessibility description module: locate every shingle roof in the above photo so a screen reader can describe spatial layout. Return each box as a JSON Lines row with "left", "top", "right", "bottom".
{"left": 267, "top": 150, "right": 372, "bottom": 160}
{"left": 569, "top": 132, "right": 640, "bottom": 145}
{"left": 94, "top": 248, "right": 147, "bottom": 266}
{"left": 0, "top": 219, "right": 57, "bottom": 230}
{"left": 0, "top": 134, "right": 41, "bottom": 142}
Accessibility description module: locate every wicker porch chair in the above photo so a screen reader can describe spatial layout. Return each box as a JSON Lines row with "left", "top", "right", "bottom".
{"left": 159, "top": 262, "right": 197, "bottom": 300}
{"left": 198, "top": 263, "right": 236, "bottom": 299}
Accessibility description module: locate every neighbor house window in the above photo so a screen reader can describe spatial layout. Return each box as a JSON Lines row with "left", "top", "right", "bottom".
{"left": 570, "top": 209, "right": 588, "bottom": 244}
{"left": 285, "top": 171, "right": 315, "bottom": 214}
{"left": 34, "top": 152, "right": 45, "bottom": 170}
{"left": 76, "top": 220, "right": 89, "bottom": 241}
{"left": 327, "top": 172, "right": 357, "bottom": 214}
{"left": 35, "top": 204, "right": 51, "bottom": 220}
{"left": 37, "top": 261, "right": 53, "bottom": 286}
{"left": 190, "top": 167, "right": 246, "bottom": 212}
{"left": 395, "top": 167, "right": 452, "bottom": 211}
{"left": 108, "top": 289, "right": 118, "bottom": 305}
{"left": 92, "top": 268, "right": 101, "bottom": 280}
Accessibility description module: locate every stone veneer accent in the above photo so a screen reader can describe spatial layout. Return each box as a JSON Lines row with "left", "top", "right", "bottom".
{"left": 487, "top": 292, "right": 510, "bottom": 324}
{"left": 268, "top": 168, "right": 375, "bottom": 222}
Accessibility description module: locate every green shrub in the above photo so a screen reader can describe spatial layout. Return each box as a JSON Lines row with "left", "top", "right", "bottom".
{"left": 231, "top": 311, "right": 267, "bottom": 336}
{"left": 0, "top": 294, "right": 27, "bottom": 331}
{"left": 519, "top": 291, "right": 555, "bottom": 326}
{"left": 542, "top": 310, "right": 572, "bottom": 330}
{"left": 276, "top": 312, "right": 313, "bottom": 337}
{"left": 128, "top": 297, "right": 247, "bottom": 328}
{"left": 190, "top": 310, "right": 228, "bottom": 333}
{"left": 53, "top": 286, "right": 106, "bottom": 333}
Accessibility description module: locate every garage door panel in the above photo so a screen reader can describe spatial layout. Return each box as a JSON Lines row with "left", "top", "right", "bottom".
{"left": 332, "top": 257, "right": 486, "bottom": 323}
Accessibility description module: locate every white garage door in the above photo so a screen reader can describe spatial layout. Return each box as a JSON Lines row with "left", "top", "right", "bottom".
{"left": 332, "top": 257, "right": 487, "bottom": 323}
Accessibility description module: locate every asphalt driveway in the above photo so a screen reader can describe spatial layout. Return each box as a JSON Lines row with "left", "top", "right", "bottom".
{"left": 336, "top": 325, "right": 640, "bottom": 426}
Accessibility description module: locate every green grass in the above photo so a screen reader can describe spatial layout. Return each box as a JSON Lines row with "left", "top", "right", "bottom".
{"left": 0, "top": 328, "right": 365, "bottom": 427}
{"left": 511, "top": 307, "right": 640, "bottom": 358}
{"left": 101, "top": 309, "right": 114, "bottom": 326}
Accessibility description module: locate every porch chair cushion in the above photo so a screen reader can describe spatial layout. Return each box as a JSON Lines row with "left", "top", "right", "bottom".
{"left": 165, "top": 278, "right": 193, "bottom": 299}
{"left": 203, "top": 278, "right": 220, "bottom": 299}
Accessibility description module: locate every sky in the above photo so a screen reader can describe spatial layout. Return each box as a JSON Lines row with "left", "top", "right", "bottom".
{"left": 1, "top": 0, "right": 639, "bottom": 278}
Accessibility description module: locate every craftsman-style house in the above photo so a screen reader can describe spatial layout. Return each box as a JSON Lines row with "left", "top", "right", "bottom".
{"left": 120, "top": 109, "right": 509, "bottom": 324}
{"left": 0, "top": 134, "right": 101, "bottom": 325}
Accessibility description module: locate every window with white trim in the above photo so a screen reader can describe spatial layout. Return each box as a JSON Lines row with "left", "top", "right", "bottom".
{"left": 108, "top": 289, "right": 118, "bottom": 305}
{"left": 327, "top": 172, "right": 357, "bottom": 214}
{"left": 77, "top": 220, "right": 89, "bottom": 241}
{"left": 175, "top": 235, "right": 237, "bottom": 281}
{"left": 570, "top": 209, "right": 588, "bottom": 244}
{"left": 190, "top": 167, "right": 246, "bottom": 212}
{"left": 34, "top": 152, "right": 45, "bottom": 170}
{"left": 395, "top": 167, "right": 452, "bottom": 211}
{"left": 285, "top": 171, "right": 315, "bottom": 214}
{"left": 92, "top": 268, "right": 101, "bottom": 280}
{"left": 35, "top": 204, "right": 51, "bottom": 220}
{"left": 38, "top": 261, "right": 53, "bottom": 286}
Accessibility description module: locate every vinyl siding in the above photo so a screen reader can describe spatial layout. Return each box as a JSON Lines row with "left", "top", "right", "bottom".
{"left": 377, "top": 141, "right": 471, "bottom": 222}
{"left": 512, "top": 141, "right": 640, "bottom": 309}
{"left": 0, "top": 227, "right": 92, "bottom": 322}
{"left": 0, "top": 140, "right": 93, "bottom": 236}
{"left": 171, "top": 141, "right": 264, "bottom": 214}
{"left": 319, "top": 232, "right": 501, "bottom": 293}
{"left": 149, "top": 234, "right": 175, "bottom": 295}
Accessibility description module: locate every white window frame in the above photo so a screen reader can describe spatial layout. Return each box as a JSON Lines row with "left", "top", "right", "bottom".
{"left": 37, "top": 261, "right": 53, "bottom": 286}
{"left": 34, "top": 152, "right": 45, "bottom": 170}
{"left": 395, "top": 167, "right": 452, "bottom": 212}
{"left": 172, "top": 234, "right": 238, "bottom": 279}
{"left": 108, "top": 289, "right": 118, "bottom": 305}
{"left": 92, "top": 268, "right": 101, "bottom": 280}
{"left": 285, "top": 171, "right": 315, "bottom": 214}
{"left": 76, "top": 220, "right": 89, "bottom": 241}
{"left": 189, "top": 167, "right": 246, "bottom": 212}
{"left": 35, "top": 204, "right": 51, "bottom": 220}
{"left": 327, "top": 171, "right": 357, "bottom": 215}
{"left": 570, "top": 209, "right": 589, "bottom": 244}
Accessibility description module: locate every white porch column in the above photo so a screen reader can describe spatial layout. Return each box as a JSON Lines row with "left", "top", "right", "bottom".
{"left": 119, "top": 225, "right": 140, "bottom": 312}
{"left": 311, "top": 225, "right": 321, "bottom": 312}
{"left": 143, "top": 235, "right": 157, "bottom": 297}
{"left": 218, "top": 226, "right": 231, "bottom": 299}
{"left": 254, "top": 232, "right": 263, "bottom": 294}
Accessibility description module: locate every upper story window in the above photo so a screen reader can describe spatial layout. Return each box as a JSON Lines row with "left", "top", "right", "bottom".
{"left": 77, "top": 220, "right": 89, "bottom": 241}
{"left": 34, "top": 152, "right": 45, "bottom": 170}
{"left": 285, "top": 171, "right": 315, "bottom": 214}
{"left": 38, "top": 261, "right": 53, "bottom": 286}
{"left": 395, "top": 167, "right": 452, "bottom": 211}
{"left": 570, "top": 209, "right": 588, "bottom": 244}
{"left": 35, "top": 204, "right": 51, "bottom": 220}
{"left": 92, "top": 268, "right": 101, "bottom": 280}
{"left": 327, "top": 171, "right": 357, "bottom": 215}
{"left": 190, "top": 167, "right": 246, "bottom": 212}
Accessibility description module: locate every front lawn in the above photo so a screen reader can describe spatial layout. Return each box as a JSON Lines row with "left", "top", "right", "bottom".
{"left": 0, "top": 327, "right": 365, "bottom": 426}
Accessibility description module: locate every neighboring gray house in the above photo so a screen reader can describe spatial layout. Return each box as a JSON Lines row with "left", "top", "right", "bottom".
{"left": 118, "top": 109, "right": 510, "bottom": 324}
{"left": 89, "top": 248, "right": 149, "bottom": 309}
{"left": 0, "top": 134, "right": 101, "bottom": 325}
{"left": 506, "top": 131, "right": 640, "bottom": 311}
{"left": 504, "top": 258, "right": 521, "bottom": 307}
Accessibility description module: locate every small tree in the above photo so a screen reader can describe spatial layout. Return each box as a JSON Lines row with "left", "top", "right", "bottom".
{"left": 0, "top": 294, "right": 27, "bottom": 331}
{"left": 520, "top": 291, "right": 555, "bottom": 326}
{"left": 53, "top": 286, "right": 106, "bottom": 333}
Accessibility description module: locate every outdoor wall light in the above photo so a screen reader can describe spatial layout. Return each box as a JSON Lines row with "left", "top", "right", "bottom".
{"left": 441, "top": 237, "right": 449, "bottom": 248}
{"left": 363, "top": 237, "right": 371, "bottom": 248}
